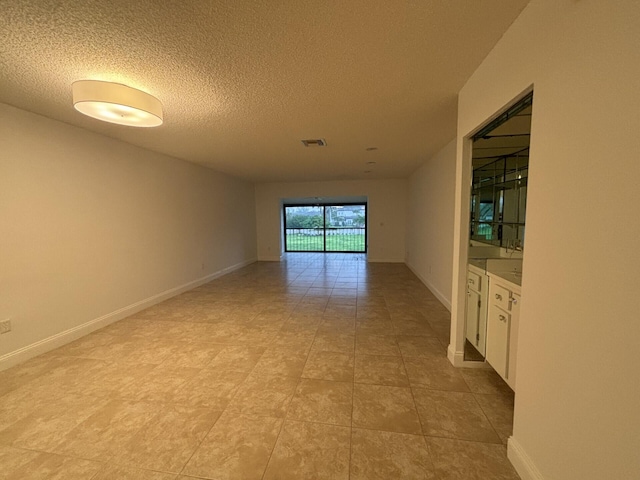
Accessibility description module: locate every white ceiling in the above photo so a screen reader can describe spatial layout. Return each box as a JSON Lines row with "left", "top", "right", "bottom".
{"left": 0, "top": 1, "right": 530, "bottom": 182}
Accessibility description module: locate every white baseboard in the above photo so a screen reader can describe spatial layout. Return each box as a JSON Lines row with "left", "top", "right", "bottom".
{"left": 257, "top": 255, "right": 282, "bottom": 262}
{"left": 447, "top": 344, "right": 465, "bottom": 366}
{"left": 405, "top": 262, "right": 452, "bottom": 311}
{"left": 447, "top": 341, "right": 491, "bottom": 369}
{"left": 508, "top": 437, "right": 545, "bottom": 480}
{"left": 367, "top": 257, "right": 404, "bottom": 263}
{"left": 0, "top": 257, "right": 257, "bottom": 372}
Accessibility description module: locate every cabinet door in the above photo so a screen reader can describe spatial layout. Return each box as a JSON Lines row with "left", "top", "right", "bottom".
{"left": 466, "top": 289, "right": 481, "bottom": 347}
{"left": 476, "top": 287, "right": 488, "bottom": 357}
{"left": 486, "top": 304, "right": 510, "bottom": 379}
{"left": 506, "top": 293, "right": 521, "bottom": 390}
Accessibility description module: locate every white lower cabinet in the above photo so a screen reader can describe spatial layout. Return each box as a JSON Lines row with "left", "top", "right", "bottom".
{"left": 466, "top": 266, "right": 489, "bottom": 356}
{"left": 486, "top": 277, "right": 521, "bottom": 391}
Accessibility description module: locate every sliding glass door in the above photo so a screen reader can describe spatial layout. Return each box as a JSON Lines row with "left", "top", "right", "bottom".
{"left": 284, "top": 204, "right": 367, "bottom": 253}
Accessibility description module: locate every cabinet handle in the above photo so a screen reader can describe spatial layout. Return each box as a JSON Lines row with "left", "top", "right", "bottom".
{"left": 495, "top": 294, "right": 502, "bottom": 300}
{"left": 469, "top": 279, "right": 475, "bottom": 284}
{"left": 499, "top": 314, "right": 506, "bottom": 322}
{"left": 511, "top": 297, "right": 518, "bottom": 305}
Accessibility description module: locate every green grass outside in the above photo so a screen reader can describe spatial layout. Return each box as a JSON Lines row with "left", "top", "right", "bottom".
{"left": 286, "top": 234, "right": 365, "bottom": 252}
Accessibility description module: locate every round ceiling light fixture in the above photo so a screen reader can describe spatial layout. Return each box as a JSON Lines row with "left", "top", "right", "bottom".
{"left": 72, "top": 80, "right": 163, "bottom": 127}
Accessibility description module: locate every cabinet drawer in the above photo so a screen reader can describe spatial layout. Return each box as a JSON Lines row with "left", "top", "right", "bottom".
{"left": 468, "top": 271, "right": 482, "bottom": 291}
{"left": 492, "top": 284, "right": 511, "bottom": 311}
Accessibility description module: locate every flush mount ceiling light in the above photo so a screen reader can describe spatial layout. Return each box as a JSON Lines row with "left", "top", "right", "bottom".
{"left": 72, "top": 80, "right": 163, "bottom": 127}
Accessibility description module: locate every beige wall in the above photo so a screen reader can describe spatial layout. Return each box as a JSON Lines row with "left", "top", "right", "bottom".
{"left": 255, "top": 180, "right": 407, "bottom": 262}
{"left": 405, "top": 140, "right": 456, "bottom": 309}
{"left": 0, "top": 103, "right": 257, "bottom": 368}
{"left": 450, "top": 1, "right": 640, "bottom": 478}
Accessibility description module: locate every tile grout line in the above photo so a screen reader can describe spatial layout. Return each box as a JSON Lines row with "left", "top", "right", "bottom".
{"left": 348, "top": 291, "right": 357, "bottom": 480}
{"left": 471, "top": 391, "right": 507, "bottom": 445}
{"left": 394, "top": 300, "right": 442, "bottom": 477}
{"left": 260, "top": 287, "right": 316, "bottom": 480}
{"left": 176, "top": 297, "right": 276, "bottom": 478}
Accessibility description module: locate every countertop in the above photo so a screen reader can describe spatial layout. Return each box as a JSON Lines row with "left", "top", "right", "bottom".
{"left": 468, "top": 258, "right": 487, "bottom": 270}
{"left": 468, "top": 257, "right": 523, "bottom": 289}
{"left": 488, "top": 270, "right": 522, "bottom": 288}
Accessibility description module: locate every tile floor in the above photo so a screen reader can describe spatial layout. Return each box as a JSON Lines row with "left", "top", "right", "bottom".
{"left": 0, "top": 253, "right": 519, "bottom": 479}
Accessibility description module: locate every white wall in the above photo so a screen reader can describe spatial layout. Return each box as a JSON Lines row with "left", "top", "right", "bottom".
{"left": 449, "top": 1, "right": 640, "bottom": 479}
{"left": 255, "top": 180, "right": 407, "bottom": 262}
{"left": 405, "top": 140, "right": 456, "bottom": 309}
{"left": 0, "top": 103, "right": 257, "bottom": 368}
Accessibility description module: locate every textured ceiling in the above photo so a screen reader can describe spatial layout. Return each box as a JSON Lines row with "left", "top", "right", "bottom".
{"left": 0, "top": 0, "right": 530, "bottom": 182}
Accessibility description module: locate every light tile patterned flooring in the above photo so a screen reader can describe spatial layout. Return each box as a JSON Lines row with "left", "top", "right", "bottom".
{"left": 0, "top": 253, "right": 519, "bottom": 479}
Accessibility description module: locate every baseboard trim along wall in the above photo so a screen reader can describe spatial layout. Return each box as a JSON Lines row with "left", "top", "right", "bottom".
{"left": 0, "top": 257, "right": 258, "bottom": 372}
{"left": 447, "top": 340, "right": 492, "bottom": 369}
{"left": 367, "top": 257, "right": 404, "bottom": 264}
{"left": 257, "top": 255, "right": 283, "bottom": 262}
{"left": 508, "top": 437, "right": 545, "bottom": 480}
{"left": 447, "top": 344, "right": 465, "bottom": 366}
{"left": 405, "top": 262, "right": 452, "bottom": 311}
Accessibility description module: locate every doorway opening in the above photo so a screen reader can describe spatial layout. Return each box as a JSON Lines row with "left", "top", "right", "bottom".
{"left": 283, "top": 203, "right": 367, "bottom": 253}
{"left": 463, "top": 91, "right": 532, "bottom": 373}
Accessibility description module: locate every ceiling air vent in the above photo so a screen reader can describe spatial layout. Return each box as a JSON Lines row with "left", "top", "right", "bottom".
{"left": 301, "top": 138, "right": 327, "bottom": 147}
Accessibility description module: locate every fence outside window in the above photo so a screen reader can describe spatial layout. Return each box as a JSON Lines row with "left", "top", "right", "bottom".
{"left": 284, "top": 204, "right": 367, "bottom": 253}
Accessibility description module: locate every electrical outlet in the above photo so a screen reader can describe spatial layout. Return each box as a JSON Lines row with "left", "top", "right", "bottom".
{"left": 0, "top": 319, "right": 11, "bottom": 334}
